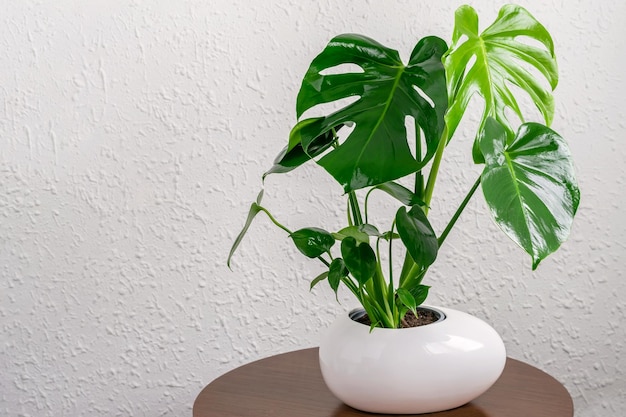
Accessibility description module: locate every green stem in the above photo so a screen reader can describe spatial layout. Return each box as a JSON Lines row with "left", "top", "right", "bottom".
{"left": 374, "top": 239, "right": 391, "bottom": 315}
{"left": 364, "top": 188, "right": 374, "bottom": 224}
{"left": 346, "top": 199, "right": 354, "bottom": 227}
{"left": 423, "top": 125, "right": 449, "bottom": 215}
{"left": 438, "top": 175, "right": 481, "bottom": 247}
{"left": 257, "top": 206, "right": 292, "bottom": 235}
{"left": 317, "top": 256, "right": 330, "bottom": 267}
{"left": 349, "top": 192, "right": 363, "bottom": 226}
{"left": 387, "top": 222, "right": 397, "bottom": 319}
{"left": 414, "top": 124, "right": 423, "bottom": 200}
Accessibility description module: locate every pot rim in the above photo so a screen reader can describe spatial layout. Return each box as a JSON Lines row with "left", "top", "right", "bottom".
{"left": 347, "top": 305, "right": 447, "bottom": 328}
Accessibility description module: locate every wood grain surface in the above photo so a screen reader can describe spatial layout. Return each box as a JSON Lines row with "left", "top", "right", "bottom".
{"left": 193, "top": 348, "right": 573, "bottom": 417}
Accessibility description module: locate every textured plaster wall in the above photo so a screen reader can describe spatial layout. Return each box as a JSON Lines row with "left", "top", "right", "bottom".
{"left": 1, "top": 0, "right": 624, "bottom": 416}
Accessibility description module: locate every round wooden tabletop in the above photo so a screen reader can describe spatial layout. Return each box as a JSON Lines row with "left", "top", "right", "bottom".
{"left": 194, "top": 348, "right": 573, "bottom": 417}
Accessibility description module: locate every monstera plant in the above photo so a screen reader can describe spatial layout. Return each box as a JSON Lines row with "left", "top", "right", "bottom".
{"left": 228, "top": 4, "right": 579, "bottom": 329}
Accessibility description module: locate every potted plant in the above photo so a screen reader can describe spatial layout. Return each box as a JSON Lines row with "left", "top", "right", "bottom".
{"left": 228, "top": 4, "right": 579, "bottom": 414}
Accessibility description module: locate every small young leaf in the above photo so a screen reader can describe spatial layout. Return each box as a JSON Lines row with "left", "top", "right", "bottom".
{"left": 332, "top": 224, "right": 380, "bottom": 243}
{"left": 381, "top": 231, "right": 400, "bottom": 241}
{"left": 328, "top": 258, "right": 349, "bottom": 296}
{"left": 227, "top": 201, "right": 263, "bottom": 268}
{"left": 310, "top": 271, "right": 329, "bottom": 290}
{"left": 410, "top": 284, "right": 430, "bottom": 306}
{"left": 395, "top": 206, "right": 438, "bottom": 268}
{"left": 263, "top": 120, "right": 340, "bottom": 180}
{"left": 397, "top": 287, "right": 417, "bottom": 316}
{"left": 372, "top": 182, "right": 426, "bottom": 207}
{"left": 290, "top": 227, "right": 335, "bottom": 258}
{"left": 340, "top": 237, "right": 376, "bottom": 286}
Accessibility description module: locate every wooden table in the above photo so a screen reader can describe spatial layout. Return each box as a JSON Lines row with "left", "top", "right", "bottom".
{"left": 194, "top": 348, "right": 573, "bottom": 417}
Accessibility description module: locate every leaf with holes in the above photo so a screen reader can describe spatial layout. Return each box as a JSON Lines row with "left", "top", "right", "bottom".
{"left": 443, "top": 4, "right": 558, "bottom": 162}
{"left": 479, "top": 118, "right": 580, "bottom": 269}
{"left": 294, "top": 34, "right": 448, "bottom": 192}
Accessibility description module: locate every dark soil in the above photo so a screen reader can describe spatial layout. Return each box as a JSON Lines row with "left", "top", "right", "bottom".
{"left": 353, "top": 308, "right": 442, "bottom": 328}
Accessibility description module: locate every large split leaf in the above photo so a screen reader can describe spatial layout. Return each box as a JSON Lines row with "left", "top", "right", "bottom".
{"left": 479, "top": 118, "right": 580, "bottom": 269}
{"left": 294, "top": 34, "right": 448, "bottom": 192}
{"left": 443, "top": 4, "right": 558, "bottom": 162}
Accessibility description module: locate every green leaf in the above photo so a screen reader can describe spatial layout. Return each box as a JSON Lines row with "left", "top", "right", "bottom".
{"left": 340, "top": 237, "right": 376, "bottom": 286}
{"left": 328, "top": 258, "right": 349, "bottom": 296}
{"left": 263, "top": 119, "right": 341, "bottom": 179}
{"left": 290, "top": 227, "right": 335, "bottom": 258}
{"left": 371, "top": 182, "right": 426, "bottom": 207}
{"left": 397, "top": 287, "right": 417, "bottom": 315}
{"left": 409, "top": 284, "right": 430, "bottom": 306}
{"left": 310, "top": 271, "right": 329, "bottom": 290}
{"left": 443, "top": 4, "right": 558, "bottom": 162}
{"left": 227, "top": 191, "right": 265, "bottom": 268}
{"left": 395, "top": 206, "right": 438, "bottom": 268}
{"left": 479, "top": 118, "right": 580, "bottom": 269}
{"left": 295, "top": 34, "right": 448, "bottom": 192}
{"left": 380, "top": 231, "right": 400, "bottom": 241}
{"left": 332, "top": 224, "right": 381, "bottom": 243}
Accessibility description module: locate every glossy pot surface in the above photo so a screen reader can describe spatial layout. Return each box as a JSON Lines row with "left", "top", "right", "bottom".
{"left": 318, "top": 306, "right": 506, "bottom": 414}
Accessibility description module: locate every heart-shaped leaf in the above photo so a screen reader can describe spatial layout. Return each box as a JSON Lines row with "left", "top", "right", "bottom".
{"left": 328, "top": 258, "right": 349, "bottom": 296}
{"left": 395, "top": 206, "right": 438, "bottom": 268}
{"left": 340, "top": 237, "right": 376, "bottom": 286}
{"left": 409, "top": 284, "right": 430, "bottom": 306}
{"left": 479, "top": 118, "right": 580, "bottom": 269}
{"left": 443, "top": 4, "right": 558, "bottom": 162}
{"left": 295, "top": 34, "right": 448, "bottom": 191}
{"left": 290, "top": 227, "right": 335, "bottom": 258}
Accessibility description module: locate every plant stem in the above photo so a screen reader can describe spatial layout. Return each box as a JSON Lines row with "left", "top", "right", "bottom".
{"left": 414, "top": 124, "right": 423, "bottom": 200}
{"left": 349, "top": 192, "right": 363, "bottom": 226}
{"left": 423, "top": 126, "right": 449, "bottom": 215}
{"left": 257, "top": 206, "right": 292, "bottom": 235}
{"left": 438, "top": 175, "right": 481, "bottom": 247}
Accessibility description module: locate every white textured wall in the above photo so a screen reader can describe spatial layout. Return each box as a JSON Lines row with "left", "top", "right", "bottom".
{"left": 1, "top": 0, "right": 624, "bottom": 416}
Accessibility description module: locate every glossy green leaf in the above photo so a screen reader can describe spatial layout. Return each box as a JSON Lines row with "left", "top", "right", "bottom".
{"left": 263, "top": 119, "right": 341, "bottom": 179}
{"left": 380, "top": 231, "right": 400, "bottom": 241}
{"left": 328, "top": 258, "right": 349, "bottom": 295}
{"left": 409, "top": 284, "right": 430, "bottom": 306}
{"left": 371, "top": 181, "right": 426, "bottom": 207}
{"left": 395, "top": 206, "right": 438, "bottom": 268}
{"left": 443, "top": 4, "right": 558, "bottom": 162}
{"left": 310, "top": 271, "right": 329, "bottom": 290}
{"left": 290, "top": 227, "right": 335, "bottom": 258}
{"left": 397, "top": 287, "right": 417, "bottom": 315}
{"left": 340, "top": 237, "right": 376, "bottom": 286}
{"left": 295, "top": 34, "right": 448, "bottom": 191}
{"left": 479, "top": 118, "right": 580, "bottom": 269}
{"left": 227, "top": 190, "right": 264, "bottom": 268}
{"left": 332, "top": 224, "right": 381, "bottom": 243}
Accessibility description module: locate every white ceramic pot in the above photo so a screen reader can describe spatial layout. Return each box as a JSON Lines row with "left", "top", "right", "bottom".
{"left": 318, "top": 306, "right": 506, "bottom": 414}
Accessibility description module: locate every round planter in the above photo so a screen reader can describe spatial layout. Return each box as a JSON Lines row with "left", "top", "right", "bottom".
{"left": 318, "top": 306, "right": 506, "bottom": 414}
